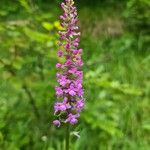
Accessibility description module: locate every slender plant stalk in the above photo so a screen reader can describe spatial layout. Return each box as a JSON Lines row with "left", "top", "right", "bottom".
{"left": 53, "top": 0, "right": 84, "bottom": 148}
{"left": 66, "top": 123, "right": 70, "bottom": 150}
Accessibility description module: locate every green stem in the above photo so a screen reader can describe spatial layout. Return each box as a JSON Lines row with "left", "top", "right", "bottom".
{"left": 66, "top": 123, "right": 70, "bottom": 150}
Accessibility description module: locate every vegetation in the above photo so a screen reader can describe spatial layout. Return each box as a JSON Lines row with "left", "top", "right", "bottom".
{"left": 0, "top": 0, "right": 149, "bottom": 149}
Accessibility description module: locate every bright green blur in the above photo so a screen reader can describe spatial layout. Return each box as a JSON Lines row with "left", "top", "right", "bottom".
{"left": 0, "top": 0, "right": 149, "bottom": 150}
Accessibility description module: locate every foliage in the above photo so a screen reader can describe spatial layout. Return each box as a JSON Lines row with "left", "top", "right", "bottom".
{"left": 0, "top": 0, "right": 150, "bottom": 150}
{"left": 124, "top": 0, "right": 150, "bottom": 51}
{"left": 0, "top": 0, "right": 59, "bottom": 149}
{"left": 124, "top": 0, "right": 150, "bottom": 34}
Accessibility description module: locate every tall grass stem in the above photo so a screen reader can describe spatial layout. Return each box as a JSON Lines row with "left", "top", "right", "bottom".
{"left": 66, "top": 123, "right": 70, "bottom": 150}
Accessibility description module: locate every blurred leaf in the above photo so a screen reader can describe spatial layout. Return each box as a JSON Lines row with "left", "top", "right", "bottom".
{"left": 0, "top": 132, "right": 3, "bottom": 144}
{"left": 19, "top": 0, "right": 32, "bottom": 13}
{"left": 23, "top": 27, "right": 51, "bottom": 43}
{"left": 42, "top": 22, "right": 53, "bottom": 31}
{"left": 54, "top": 21, "right": 64, "bottom": 30}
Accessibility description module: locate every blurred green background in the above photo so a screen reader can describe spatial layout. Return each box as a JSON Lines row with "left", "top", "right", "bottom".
{"left": 0, "top": 0, "right": 150, "bottom": 149}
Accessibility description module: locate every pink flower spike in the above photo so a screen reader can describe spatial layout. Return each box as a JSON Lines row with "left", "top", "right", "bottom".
{"left": 55, "top": 86, "right": 63, "bottom": 96}
{"left": 72, "top": 50, "right": 79, "bottom": 55}
{"left": 64, "top": 43, "right": 71, "bottom": 50}
{"left": 65, "top": 113, "right": 79, "bottom": 125}
{"left": 68, "top": 68, "right": 77, "bottom": 74}
{"left": 69, "top": 90, "right": 76, "bottom": 96}
{"left": 75, "top": 100, "right": 84, "bottom": 112}
{"left": 53, "top": 0, "right": 84, "bottom": 127}
{"left": 61, "top": 2, "right": 65, "bottom": 9}
{"left": 57, "top": 50, "right": 63, "bottom": 57}
{"left": 66, "top": 59, "right": 72, "bottom": 65}
{"left": 79, "top": 48, "right": 83, "bottom": 54}
{"left": 56, "top": 63, "right": 62, "bottom": 68}
{"left": 53, "top": 120, "right": 61, "bottom": 127}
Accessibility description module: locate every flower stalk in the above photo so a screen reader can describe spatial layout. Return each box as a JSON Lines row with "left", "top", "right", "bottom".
{"left": 66, "top": 123, "right": 70, "bottom": 150}
{"left": 53, "top": 0, "right": 84, "bottom": 149}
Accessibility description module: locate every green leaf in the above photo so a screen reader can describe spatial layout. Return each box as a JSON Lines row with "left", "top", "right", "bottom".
{"left": 42, "top": 22, "right": 53, "bottom": 31}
